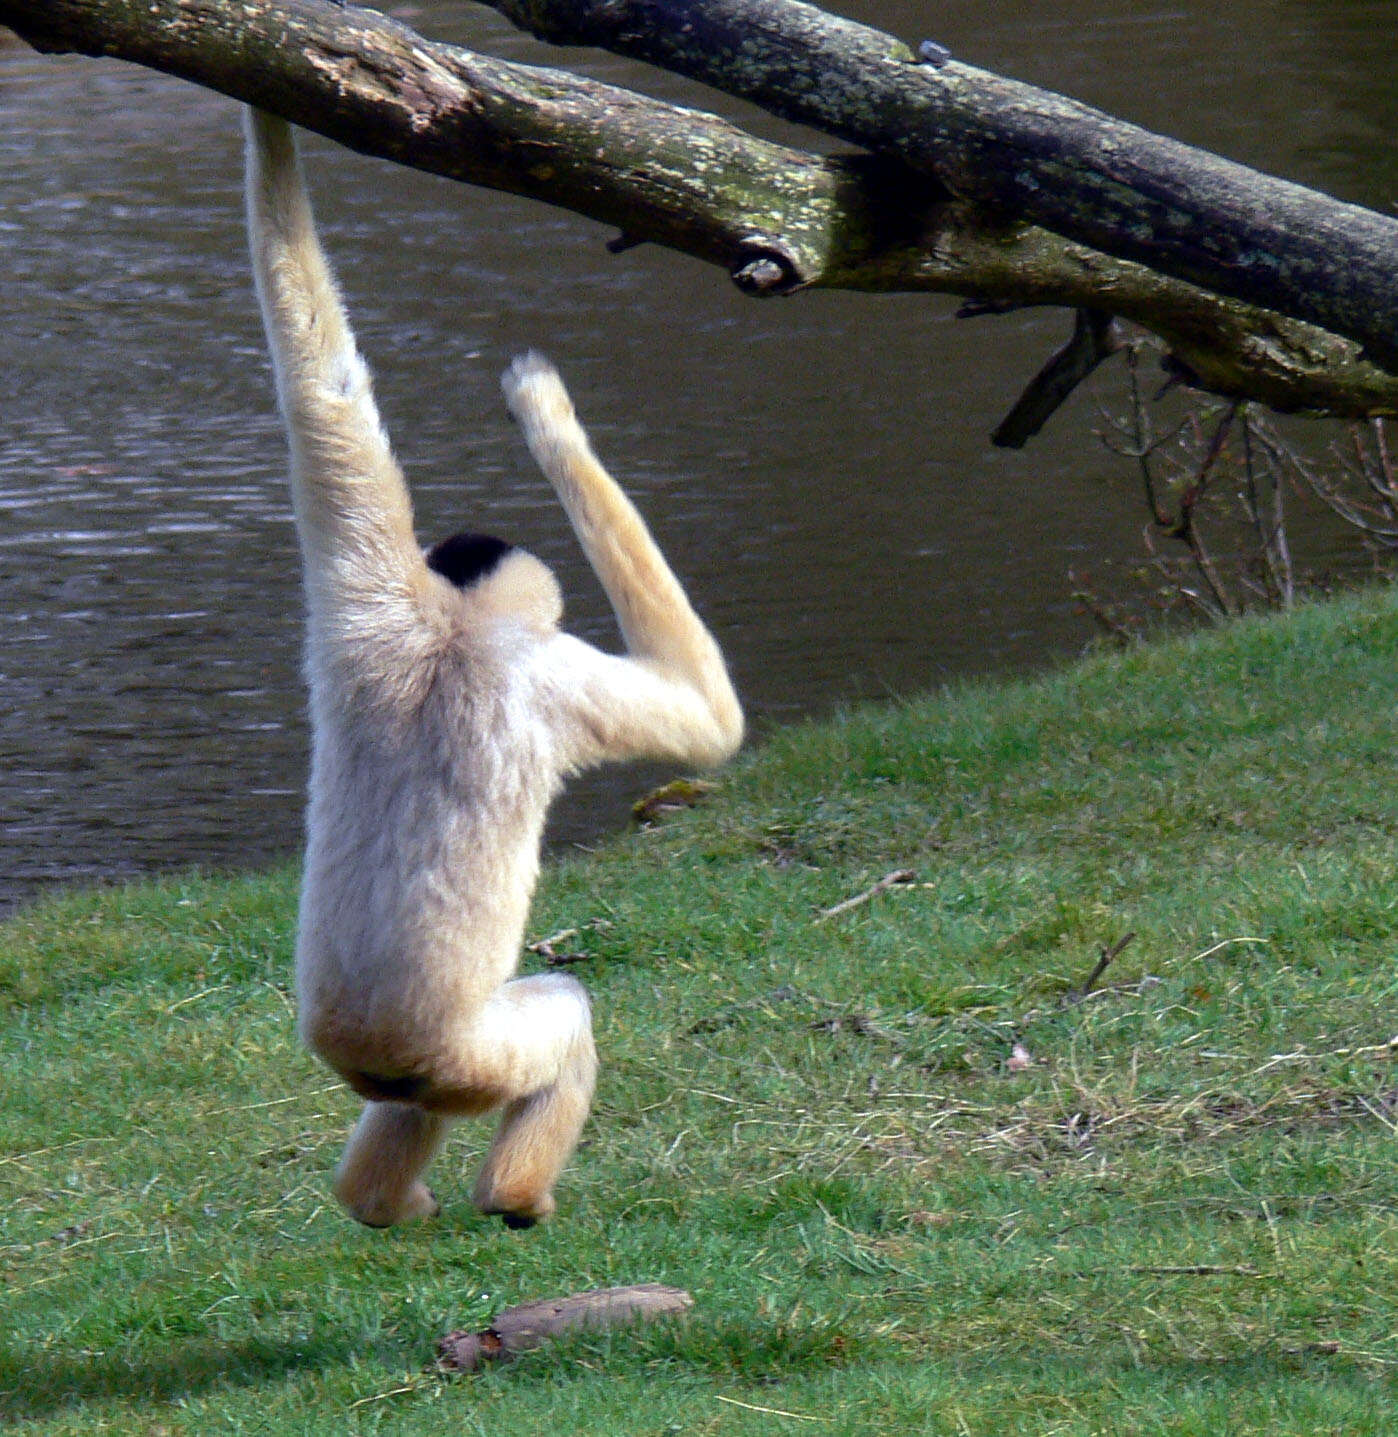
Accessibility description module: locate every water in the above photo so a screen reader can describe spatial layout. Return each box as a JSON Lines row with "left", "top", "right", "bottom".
{"left": 1, "top": 2, "right": 1394, "bottom": 905}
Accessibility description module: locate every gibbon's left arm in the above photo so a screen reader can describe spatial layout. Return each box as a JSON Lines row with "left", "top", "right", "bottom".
{"left": 243, "top": 109, "right": 428, "bottom": 624}
{"left": 503, "top": 354, "right": 745, "bottom": 772}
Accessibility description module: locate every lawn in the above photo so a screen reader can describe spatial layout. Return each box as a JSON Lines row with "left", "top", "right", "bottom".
{"left": 4, "top": 588, "right": 1398, "bottom": 1433}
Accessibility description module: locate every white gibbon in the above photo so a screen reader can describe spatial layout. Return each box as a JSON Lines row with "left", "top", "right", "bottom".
{"left": 243, "top": 109, "right": 744, "bottom": 1229}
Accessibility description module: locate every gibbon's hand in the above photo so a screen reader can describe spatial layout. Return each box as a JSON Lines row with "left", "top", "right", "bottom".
{"left": 502, "top": 351, "right": 576, "bottom": 439}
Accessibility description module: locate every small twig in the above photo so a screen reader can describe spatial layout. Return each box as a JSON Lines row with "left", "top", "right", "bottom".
{"left": 527, "top": 926, "right": 589, "bottom": 966}
{"left": 1372, "top": 416, "right": 1394, "bottom": 493}
{"left": 815, "top": 868, "right": 916, "bottom": 922}
{"left": 542, "top": 950, "right": 589, "bottom": 967}
{"left": 1186, "top": 936, "right": 1268, "bottom": 963}
{"left": 1237, "top": 409, "right": 1294, "bottom": 607}
{"left": 348, "top": 1382, "right": 423, "bottom": 1410}
{"left": 715, "top": 1394, "right": 826, "bottom": 1422}
{"left": 527, "top": 919, "right": 611, "bottom": 966}
{"left": 1067, "top": 568, "right": 1138, "bottom": 645}
{"left": 810, "top": 1011, "right": 903, "bottom": 1046}
{"left": 1070, "top": 932, "right": 1135, "bottom": 1002}
{"left": 163, "top": 983, "right": 231, "bottom": 1014}
{"left": 528, "top": 927, "right": 580, "bottom": 954}
{"left": 1100, "top": 341, "right": 1188, "bottom": 527}
{"left": 1251, "top": 1036, "right": 1398, "bottom": 1075}
{"left": 1357, "top": 1095, "right": 1398, "bottom": 1136}
{"left": 1173, "top": 402, "right": 1242, "bottom": 616}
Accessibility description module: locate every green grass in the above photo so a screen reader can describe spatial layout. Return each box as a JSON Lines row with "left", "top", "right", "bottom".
{"left": 5, "top": 588, "right": 1398, "bottom": 1433}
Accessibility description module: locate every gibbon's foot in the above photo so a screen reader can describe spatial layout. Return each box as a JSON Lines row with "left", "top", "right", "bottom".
{"left": 339, "top": 1180, "right": 441, "bottom": 1229}
{"left": 476, "top": 1188, "right": 557, "bottom": 1230}
{"left": 479, "top": 1205, "right": 540, "bottom": 1231}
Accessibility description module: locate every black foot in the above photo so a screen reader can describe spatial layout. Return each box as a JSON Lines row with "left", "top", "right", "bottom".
{"left": 500, "top": 1212, "right": 538, "bottom": 1230}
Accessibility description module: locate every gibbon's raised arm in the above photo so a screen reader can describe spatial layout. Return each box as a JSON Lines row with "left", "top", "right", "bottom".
{"left": 503, "top": 354, "right": 745, "bottom": 769}
{"left": 243, "top": 109, "right": 422, "bottom": 606}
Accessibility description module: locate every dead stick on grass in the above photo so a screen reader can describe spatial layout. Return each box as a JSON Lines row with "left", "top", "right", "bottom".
{"left": 527, "top": 927, "right": 580, "bottom": 953}
{"left": 1189, "top": 936, "right": 1268, "bottom": 961}
{"left": 435, "top": 1284, "right": 693, "bottom": 1372}
{"left": 1253, "top": 1035, "right": 1398, "bottom": 1074}
{"left": 527, "top": 922, "right": 610, "bottom": 967}
{"left": 1126, "top": 1265, "right": 1264, "bottom": 1277}
{"left": 528, "top": 928, "right": 588, "bottom": 966}
{"left": 1071, "top": 931, "right": 1136, "bottom": 1001}
{"left": 715, "top": 1394, "right": 827, "bottom": 1422}
{"left": 815, "top": 869, "right": 916, "bottom": 923}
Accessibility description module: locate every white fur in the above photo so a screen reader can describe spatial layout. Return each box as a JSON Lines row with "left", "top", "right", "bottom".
{"left": 243, "top": 109, "right": 743, "bottom": 1227}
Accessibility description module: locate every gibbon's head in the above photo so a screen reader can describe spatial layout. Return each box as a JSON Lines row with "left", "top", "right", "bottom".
{"left": 427, "top": 530, "right": 563, "bottom": 631}
{"left": 426, "top": 531, "right": 515, "bottom": 588}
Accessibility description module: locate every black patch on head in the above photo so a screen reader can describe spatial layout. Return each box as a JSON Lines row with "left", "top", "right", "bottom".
{"left": 426, "top": 531, "right": 515, "bottom": 589}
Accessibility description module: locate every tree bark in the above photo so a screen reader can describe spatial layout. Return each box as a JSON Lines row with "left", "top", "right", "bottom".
{"left": 486, "top": 0, "right": 1398, "bottom": 373}
{"left": 3, "top": 0, "right": 1397, "bottom": 421}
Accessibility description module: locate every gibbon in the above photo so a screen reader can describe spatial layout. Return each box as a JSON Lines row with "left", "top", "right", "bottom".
{"left": 243, "top": 109, "right": 744, "bottom": 1229}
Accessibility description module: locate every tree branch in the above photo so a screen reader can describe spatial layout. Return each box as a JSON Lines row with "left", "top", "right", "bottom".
{"left": 3, "top": 0, "right": 1397, "bottom": 421}
{"left": 435, "top": 1284, "right": 693, "bottom": 1371}
{"left": 485, "top": 0, "right": 1398, "bottom": 372}
{"left": 991, "top": 310, "right": 1123, "bottom": 449}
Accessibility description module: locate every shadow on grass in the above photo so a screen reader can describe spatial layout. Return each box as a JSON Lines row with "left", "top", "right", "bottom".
{"left": 0, "top": 1332, "right": 366, "bottom": 1423}
{"left": 0, "top": 1310, "right": 1388, "bottom": 1429}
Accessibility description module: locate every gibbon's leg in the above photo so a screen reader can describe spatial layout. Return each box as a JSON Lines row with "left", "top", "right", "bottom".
{"left": 472, "top": 1074, "right": 597, "bottom": 1227}
{"left": 333, "top": 975, "right": 596, "bottom": 1229}
{"left": 333, "top": 1103, "right": 450, "bottom": 1228}
{"left": 502, "top": 354, "right": 743, "bottom": 767}
{"left": 464, "top": 973, "right": 599, "bottom": 1227}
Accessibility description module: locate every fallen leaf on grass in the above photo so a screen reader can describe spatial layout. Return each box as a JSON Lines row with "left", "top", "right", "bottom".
{"left": 632, "top": 778, "right": 716, "bottom": 824}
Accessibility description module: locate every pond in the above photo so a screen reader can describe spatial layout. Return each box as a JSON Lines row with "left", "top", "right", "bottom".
{"left": 2, "top": 0, "right": 1394, "bottom": 906}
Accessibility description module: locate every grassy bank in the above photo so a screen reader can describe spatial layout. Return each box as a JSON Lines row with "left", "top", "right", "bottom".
{"left": 4, "top": 589, "right": 1398, "bottom": 1433}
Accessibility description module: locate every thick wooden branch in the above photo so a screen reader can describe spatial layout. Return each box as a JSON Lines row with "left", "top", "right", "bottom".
{"left": 1, "top": 0, "right": 841, "bottom": 290}
{"left": 3, "top": 0, "right": 1397, "bottom": 421}
{"left": 435, "top": 1284, "right": 693, "bottom": 1371}
{"left": 486, "top": 0, "right": 1398, "bottom": 373}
